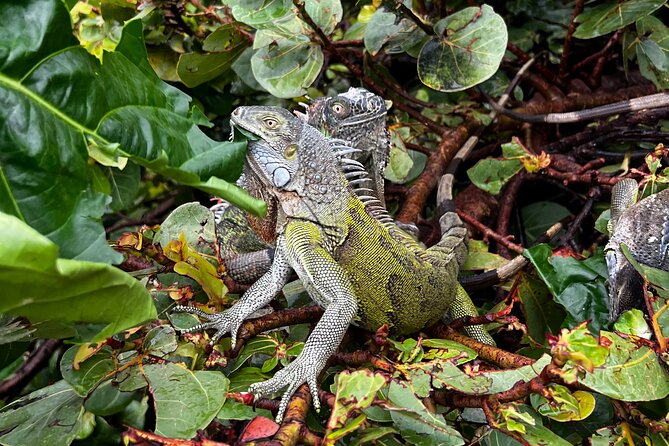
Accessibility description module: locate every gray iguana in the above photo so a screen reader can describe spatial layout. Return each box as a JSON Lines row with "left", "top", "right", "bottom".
{"left": 606, "top": 179, "right": 669, "bottom": 320}
{"left": 217, "top": 88, "right": 396, "bottom": 283}
{"left": 174, "top": 106, "right": 494, "bottom": 422}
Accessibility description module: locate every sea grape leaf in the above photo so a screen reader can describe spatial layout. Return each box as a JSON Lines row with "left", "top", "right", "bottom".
{"left": 60, "top": 346, "right": 116, "bottom": 397}
{"left": 566, "top": 330, "right": 669, "bottom": 401}
{"left": 574, "top": 0, "right": 665, "bottom": 39}
{"left": 387, "top": 380, "right": 464, "bottom": 446}
{"left": 251, "top": 23, "right": 324, "bottom": 98}
{"left": 325, "top": 370, "right": 388, "bottom": 442}
{"left": 0, "top": 213, "right": 156, "bottom": 343}
{"left": 418, "top": 5, "right": 508, "bottom": 92}
{"left": 143, "top": 363, "right": 228, "bottom": 439}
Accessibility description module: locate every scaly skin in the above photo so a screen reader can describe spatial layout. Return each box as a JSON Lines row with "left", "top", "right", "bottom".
{"left": 606, "top": 179, "right": 669, "bottom": 320}
{"left": 174, "top": 106, "right": 494, "bottom": 422}
{"left": 217, "top": 88, "right": 393, "bottom": 283}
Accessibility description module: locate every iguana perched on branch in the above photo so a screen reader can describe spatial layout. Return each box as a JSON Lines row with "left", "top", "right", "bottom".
{"left": 606, "top": 179, "right": 669, "bottom": 320}
{"left": 217, "top": 88, "right": 399, "bottom": 283}
{"left": 174, "top": 106, "right": 494, "bottom": 422}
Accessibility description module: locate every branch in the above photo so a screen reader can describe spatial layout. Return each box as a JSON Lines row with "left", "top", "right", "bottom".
{"left": 0, "top": 339, "right": 61, "bottom": 399}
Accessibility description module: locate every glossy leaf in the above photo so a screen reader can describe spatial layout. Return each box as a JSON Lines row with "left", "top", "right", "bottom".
{"left": 517, "top": 272, "right": 566, "bottom": 344}
{"left": 0, "top": 213, "right": 156, "bottom": 343}
{"left": 418, "top": 5, "right": 507, "bottom": 92}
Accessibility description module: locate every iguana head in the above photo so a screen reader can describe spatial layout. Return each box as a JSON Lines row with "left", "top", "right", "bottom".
{"left": 305, "top": 87, "right": 389, "bottom": 160}
{"left": 231, "top": 106, "right": 349, "bottom": 224}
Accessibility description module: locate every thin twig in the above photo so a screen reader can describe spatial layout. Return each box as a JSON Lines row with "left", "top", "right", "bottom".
{"left": 559, "top": 0, "right": 585, "bottom": 79}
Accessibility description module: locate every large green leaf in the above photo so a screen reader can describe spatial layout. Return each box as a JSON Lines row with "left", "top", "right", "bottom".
{"left": 0, "top": 1, "right": 264, "bottom": 263}
{"left": 143, "top": 363, "right": 228, "bottom": 439}
{"left": 569, "top": 331, "right": 669, "bottom": 401}
{"left": 525, "top": 244, "right": 609, "bottom": 332}
{"left": 0, "top": 380, "right": 85, "bottom": 446}
{"left": 574, "top": 0, "right": 665, "bottom": 39}
{"left": 60, "top": 346, "right": 116, "bottom": 396}
{"left": 251, "top": 19, "right": 324, "bottom": 98}
{"left": 417, "top": 5, "right": 508, "bottom": 92}
{"left": 0, "top": 213, "right": 156, "bottom": 342}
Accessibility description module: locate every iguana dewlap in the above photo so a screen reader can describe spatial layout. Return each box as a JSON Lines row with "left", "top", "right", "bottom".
{"left": 606, "top": 179, "right": 669, "bottom": 320}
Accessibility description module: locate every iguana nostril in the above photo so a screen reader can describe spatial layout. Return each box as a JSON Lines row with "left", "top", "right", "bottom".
{"left": 232, "top": 108, "right": 240, "bottom": 116}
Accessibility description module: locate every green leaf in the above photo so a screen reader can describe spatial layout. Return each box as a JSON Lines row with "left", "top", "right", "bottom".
{"left": 305, "top": 0, "right": 343, "bottom": 35}
{"left": 143, "top": 325, "right": 179, "bottom": 357}
{"left": 418, "top": 5, "right": 508, "bottom": 92}
{"left": 497, "top": 404, "right": 572, "bottom": 446}
{"left": 107, "top": 163, "right": 141, "bottom": 212}
{"left": 155, "top": 202, "right": 217, "bottom": 251}
{"left": 326, "top": 370, "right": 387, "bottom": 440}
{"left": 177, "top": 26, "right": 249, "bottom": 88}
{"left": 569, "top": 331, "right": 669, "bottom": 401}
{"left": 143, "top": 363, "right": 228, "bottom": 439}
{"left": 60, "top": 346, "right": 115, "bottom": 396}
{"left": 251, "top": 20, "right": 324, "bottom": 98}
{"left": 613, "top": 309, "right": 652, "bottom": 338}
{"left": 230, "top": 335, "right": 279, "bottom": 373}
{"left": 217, "top": 399, "right": 273, "bottom": 421}
{"left": 84, "top": 380, "right": 136, "bottom": 416}
{"left": 467, "top": 158, "right": 523, "bottom": 195}
{"left": 517, "top": 272, "right": 566, "bottom": 344}
{"left": 530, "top": 385, "right": 595, "bottom": 422}
{"left": 574, "top": 0, "right": 665, "bottom": 39}
{"left": 0, "top": 213, "right": 157, "bottom": 343}
{"left": 224, "top": 0, "right": 293, "bottom": 28}
{"left": 0, "top": 0, "right": 77, "bottom": 78}
{"left": 387, "top": 380, "right": 464, "bottom": 446}
{"left": 0, "top": 380, "right": 85, "bottom": 446}
{"left": 525, "top": 245, "right": 609, "bottom": 332}
{"left": 520, "top": 201, "right": 571, "bottom": 244}
{"left": 363, "top": 7, "right": 423, "bottom": 56}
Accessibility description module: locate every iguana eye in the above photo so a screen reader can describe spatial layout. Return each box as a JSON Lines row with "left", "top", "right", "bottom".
{"left": 263, "top": 117, "right": 279, "bottom": 129}
{"left": 283, "top": 144, "right": 297, "bottom": 160}
{"left": 331, "top": 102, "right": 346, "bottom": 115}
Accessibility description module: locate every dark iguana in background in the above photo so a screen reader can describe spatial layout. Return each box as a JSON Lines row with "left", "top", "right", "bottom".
{"left": 217, "top": 88, "right": 393, "bottom": 283}
{"left": 174, "top": 106, "right": 494, "bottom": 422}
{"left": 606, "top": 179, "right": 669, "bottom": 320}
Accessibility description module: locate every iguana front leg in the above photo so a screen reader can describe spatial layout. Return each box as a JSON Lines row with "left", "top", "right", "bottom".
{"left": 173, "top": 247, "right": 292, "bottom": 347}
{"left": 250, "top": 226, "right": 358, "bottom": 423}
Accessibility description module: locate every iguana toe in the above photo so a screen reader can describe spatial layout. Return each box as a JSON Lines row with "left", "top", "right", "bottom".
{"left": 249, "top": 358, "right": 322, "bottom": 423}
{"left": 172, "top": 306, "right": 241, "bottom": 347}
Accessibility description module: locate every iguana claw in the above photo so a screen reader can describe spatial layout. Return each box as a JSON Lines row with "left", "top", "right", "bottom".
{"left": 172, "top": 305, "right": 242, "bottom": 347}
{"left": 249, "top": 357, "right": 323, "bottom": 423}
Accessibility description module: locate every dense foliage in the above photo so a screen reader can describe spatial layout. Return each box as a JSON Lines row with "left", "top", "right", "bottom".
{"left": 1, "top": 0, "right": 669, "bottom": 444}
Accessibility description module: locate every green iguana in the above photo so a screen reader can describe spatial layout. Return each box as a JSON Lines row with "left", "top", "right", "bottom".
{"left": 174, "top": 106, "right": 494, "bottom": 422}
{"left": 606, "top": 179, "right": 669, "bottom": 320}
{"left": 217, "top": 88, "right": 399, "bottom": 283}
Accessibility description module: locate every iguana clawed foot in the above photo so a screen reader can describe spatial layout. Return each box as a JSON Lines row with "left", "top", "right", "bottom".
{"left": 249, "top": 354, "right": 323, "bottom": 423}
{"left": 172, "top": 305, "right": 242, "bottom": 347}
